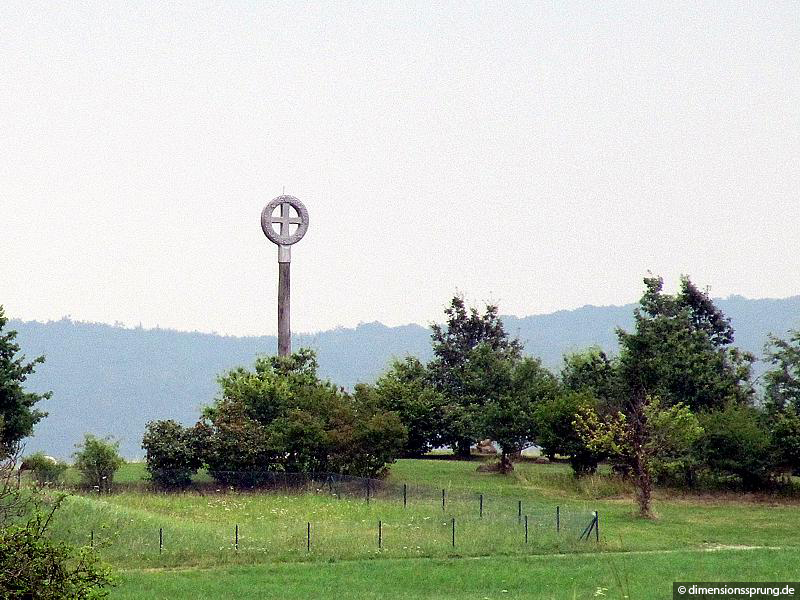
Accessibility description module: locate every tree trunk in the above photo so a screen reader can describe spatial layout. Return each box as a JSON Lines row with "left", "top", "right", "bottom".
{"left": 455, "top": 439, "right": 472, "bottom": 459}
{"left": 498, "top": 451, "right": 514, "bottom": 474}
{"left": 629, "top": 388, "right": 654, "bottom": 519}
{"left": 633, "top": 455, "right": 653, "bottom": 518}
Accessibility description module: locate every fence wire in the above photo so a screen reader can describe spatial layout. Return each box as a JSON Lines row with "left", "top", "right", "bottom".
{"left": 43, "top": 469, "right": 600, "bottom": 560}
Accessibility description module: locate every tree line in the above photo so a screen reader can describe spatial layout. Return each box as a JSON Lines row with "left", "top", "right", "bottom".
{"left": 134, "top": 275, "right": 800, "bottom": 518}
{"left": 4, "top": 273, "right": 800, "bottom": 521}
{"left": 363, "top": 276, "right": 800, "bottom": 517}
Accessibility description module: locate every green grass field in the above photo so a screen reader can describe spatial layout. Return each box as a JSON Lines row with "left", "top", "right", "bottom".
{"left": 46, "top": 459, "right": 800, "bottom": 599}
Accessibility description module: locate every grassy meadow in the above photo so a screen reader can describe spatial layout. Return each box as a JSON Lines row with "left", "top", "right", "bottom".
{"left": 44, "top": 459, "right": 800, "bottom": 599}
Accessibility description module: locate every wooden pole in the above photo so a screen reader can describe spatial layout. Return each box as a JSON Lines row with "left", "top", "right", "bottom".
{"left": 278, "top": 260, "right": 290, "bottom": 356}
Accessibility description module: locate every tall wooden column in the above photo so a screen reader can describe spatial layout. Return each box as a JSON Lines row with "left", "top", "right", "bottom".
{"left": 278, "top": 256, "right": 291, "bottom": 356}
{"left": 261, "top": 195, "right": 309, "bottom": 358}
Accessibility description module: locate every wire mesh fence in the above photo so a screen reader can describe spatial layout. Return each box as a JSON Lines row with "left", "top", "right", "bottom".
{"left": 45, "top": 469, "right": 601, "bottom": 561}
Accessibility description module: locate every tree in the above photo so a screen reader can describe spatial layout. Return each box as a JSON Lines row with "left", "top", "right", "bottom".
{"left": 373, "top": 357, "right": 446, "bottom": 457}
{"left": 0, "top": 306, "right": 50, "bottom": 455}
{"left": 771, "top": 410, "right": 800, "bottom": 476}
{"left": 548, "top": 349, "right": 620, "bottom": 476}
{"left": 428, "top": 296, "right": 522, "bottom": 458}
{"left": 202, "top": 399, "right": 282, "bottom": 486}
{"left": 481, "top": 355, "right": 559, "bottom": 473}
{"left": 763, "top": 329, "right": 800, "bottom": 413}
{"left": 328, "top": 385, "right": 407, "bottom": 477}
{"left": 142, "top": 420, "right": 205, "bottom": 489}
{"left": 760, "top": 330, "right": 800, "bottom": 479}
{"left": 575, "top": 395, "right": 703, "bottom": 518}
{"left": 560, "top": 348, "right": 622, "bottom": 410}
{"left": 617, "top": 276, "right": 754, "bottom": 413}
{"left": 73, "top": 435, "right": 124, "bottom": 492}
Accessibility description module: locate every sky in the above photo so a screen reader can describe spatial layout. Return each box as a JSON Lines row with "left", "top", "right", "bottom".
{"left": 2, "top": 2, "right": 799, "bottom": 336}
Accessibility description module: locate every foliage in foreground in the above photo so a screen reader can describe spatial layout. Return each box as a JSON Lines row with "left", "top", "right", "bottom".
{"left": 0, "top": 450, "right": 113, "bottom": 599}
{"left": 576, "top": 395, "right": 703, "bottom": 518}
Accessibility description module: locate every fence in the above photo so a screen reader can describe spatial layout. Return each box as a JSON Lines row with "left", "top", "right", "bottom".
{"left": 50, "top": 470, "right": 601, "bottom": 561}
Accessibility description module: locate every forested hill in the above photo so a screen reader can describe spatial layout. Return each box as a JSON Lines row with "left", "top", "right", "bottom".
{"left": 11, "top": 294, "right": 800, "bottom": 459}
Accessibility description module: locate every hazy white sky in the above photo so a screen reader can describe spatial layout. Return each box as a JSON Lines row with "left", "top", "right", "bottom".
{"left": 2, "top": 2, "right": 798, "bottom": 336}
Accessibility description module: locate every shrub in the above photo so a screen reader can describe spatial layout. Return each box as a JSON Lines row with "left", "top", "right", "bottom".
{"left": 769, "top": 410, "right": 800, "bottom": 475}
{"left": 203, "top": 401, "right": 282, "bottom": 487}
{"left": 21, "top": 452, "right": 68, "bottom": 485}
{"left": 73, "top": 435, "right": 124, "bottom": 491}
{"left": 328, "top": 387, "right": 408, "bottom": 477}
{"left": 201, "top": 349, "right": 407, "bottom": 485}
{"left": 142, "top": 420, "right": 205, "bottom": 489}
{"left": 0, "top": 505, "right": 114, "bottom": 599}
{"left": 0, "top": 449, "right": 114, "bottom": 598}
{"left": 535, "top": 391, "right": 604, "bottom": 477}
{"left": 698, "top": 404, "right": 773, "bottom": 489}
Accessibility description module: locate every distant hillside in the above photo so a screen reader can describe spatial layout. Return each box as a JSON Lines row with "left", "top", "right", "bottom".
{"left": 10, "top": 295, "right": 800, "bottom": 459}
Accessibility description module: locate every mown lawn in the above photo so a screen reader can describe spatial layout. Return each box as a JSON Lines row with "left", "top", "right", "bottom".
{"left": 47, "top": 459, "right": 800, "bottom": 598}
{"left": 114, "top": 548, "right": 800, "bottom": 600}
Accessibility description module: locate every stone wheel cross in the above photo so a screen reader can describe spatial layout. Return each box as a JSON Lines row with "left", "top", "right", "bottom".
{"left": 261, "top": 194, "right": 310, "bottom": 356}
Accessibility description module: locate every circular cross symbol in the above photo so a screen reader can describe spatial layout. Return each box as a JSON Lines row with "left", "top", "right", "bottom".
{"left": 261, "top": 195, "right": 309, "bottom": 246}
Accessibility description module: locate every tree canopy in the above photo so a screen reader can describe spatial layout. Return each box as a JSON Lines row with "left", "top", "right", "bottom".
{"left": 0, "top": 306, "right": 50, "bottom": 456}
{"left": 428, "top": 296, "right": 522, "bottom": 457}
{"left": 617, "top": 276, "right": 754, "bottom": 412}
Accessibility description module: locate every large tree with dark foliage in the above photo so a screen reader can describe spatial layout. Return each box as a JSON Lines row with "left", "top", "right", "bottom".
{"left": 617, "top": 276, "right": 754, "bottom": 412}
{"left": 602, "top": 276, "right": 760, "bottom": 498}
{"left": 428, "top": 296, "right": 522, "bottom": 458}
{"left": 0, "top": 306, "right": 50, "bottom": 456}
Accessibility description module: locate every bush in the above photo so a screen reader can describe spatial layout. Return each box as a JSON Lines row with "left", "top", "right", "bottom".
{"left": 201, "top": 350, "right": 407, "bottom": 485}
{"left": 203, "top": 401, "right": 282, "bottom": 487}
{"left": 328, "top": 386, "right": 407, "bottom": 477}
{"left": 698, "top": 404, "right": 773, "bottom": 489}
{"left": 21, "top": 452, "right": 68, "bottom": 485}
{"left": 534, "top": 392, "right": 604, "bottom": 477}
{"left": 142, "top": 420, "right": 205, "bottom": 489}
{"left": 0, "top": 449, "right": 114, "bottom": 598}
{"left": 73, "top": 435, "right": 124, "bottom": 491}
{"left": 373, "top": 357, "right": 446, "bottom": 457}
{"left": 770, "top": 410, "right": 800, "bottom": 475}
{"left": 0, "top": 506, "right": 114, "bottom": 599}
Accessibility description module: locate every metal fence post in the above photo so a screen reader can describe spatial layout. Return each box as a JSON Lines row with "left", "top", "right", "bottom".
{"left": 442, "top": 488, "right": 445, "bottom": 511}
{"left": 235, "top": 524, "right": 239, "bottom": 550}
{"left": 556, "top": 506, "right": 560, "bottom": 533}
{"left": 518, "top": 500, "right": 521, "bottom": 523}
{"left": 159, "top": 527, "right": 163, "bottom": 554}
{"left": 479, "top": 494, "right": 483, "bottom": 518}
{"left": 451, "top": 517, "right": 455, "bottom": 547}
{"left": 403, "top": 483, "right": 407, "bottom": 508}
{"left": 525, "top": 515, "right": 528, "bottom": 544}
{"left": 378, "top": 520, "right": 382, "bottom": 549}
{"left": 307, "top": 522, "right": 311, "bottom": 552}
{"left": 595, "top": 511, "right": 599, "bottom": 542}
